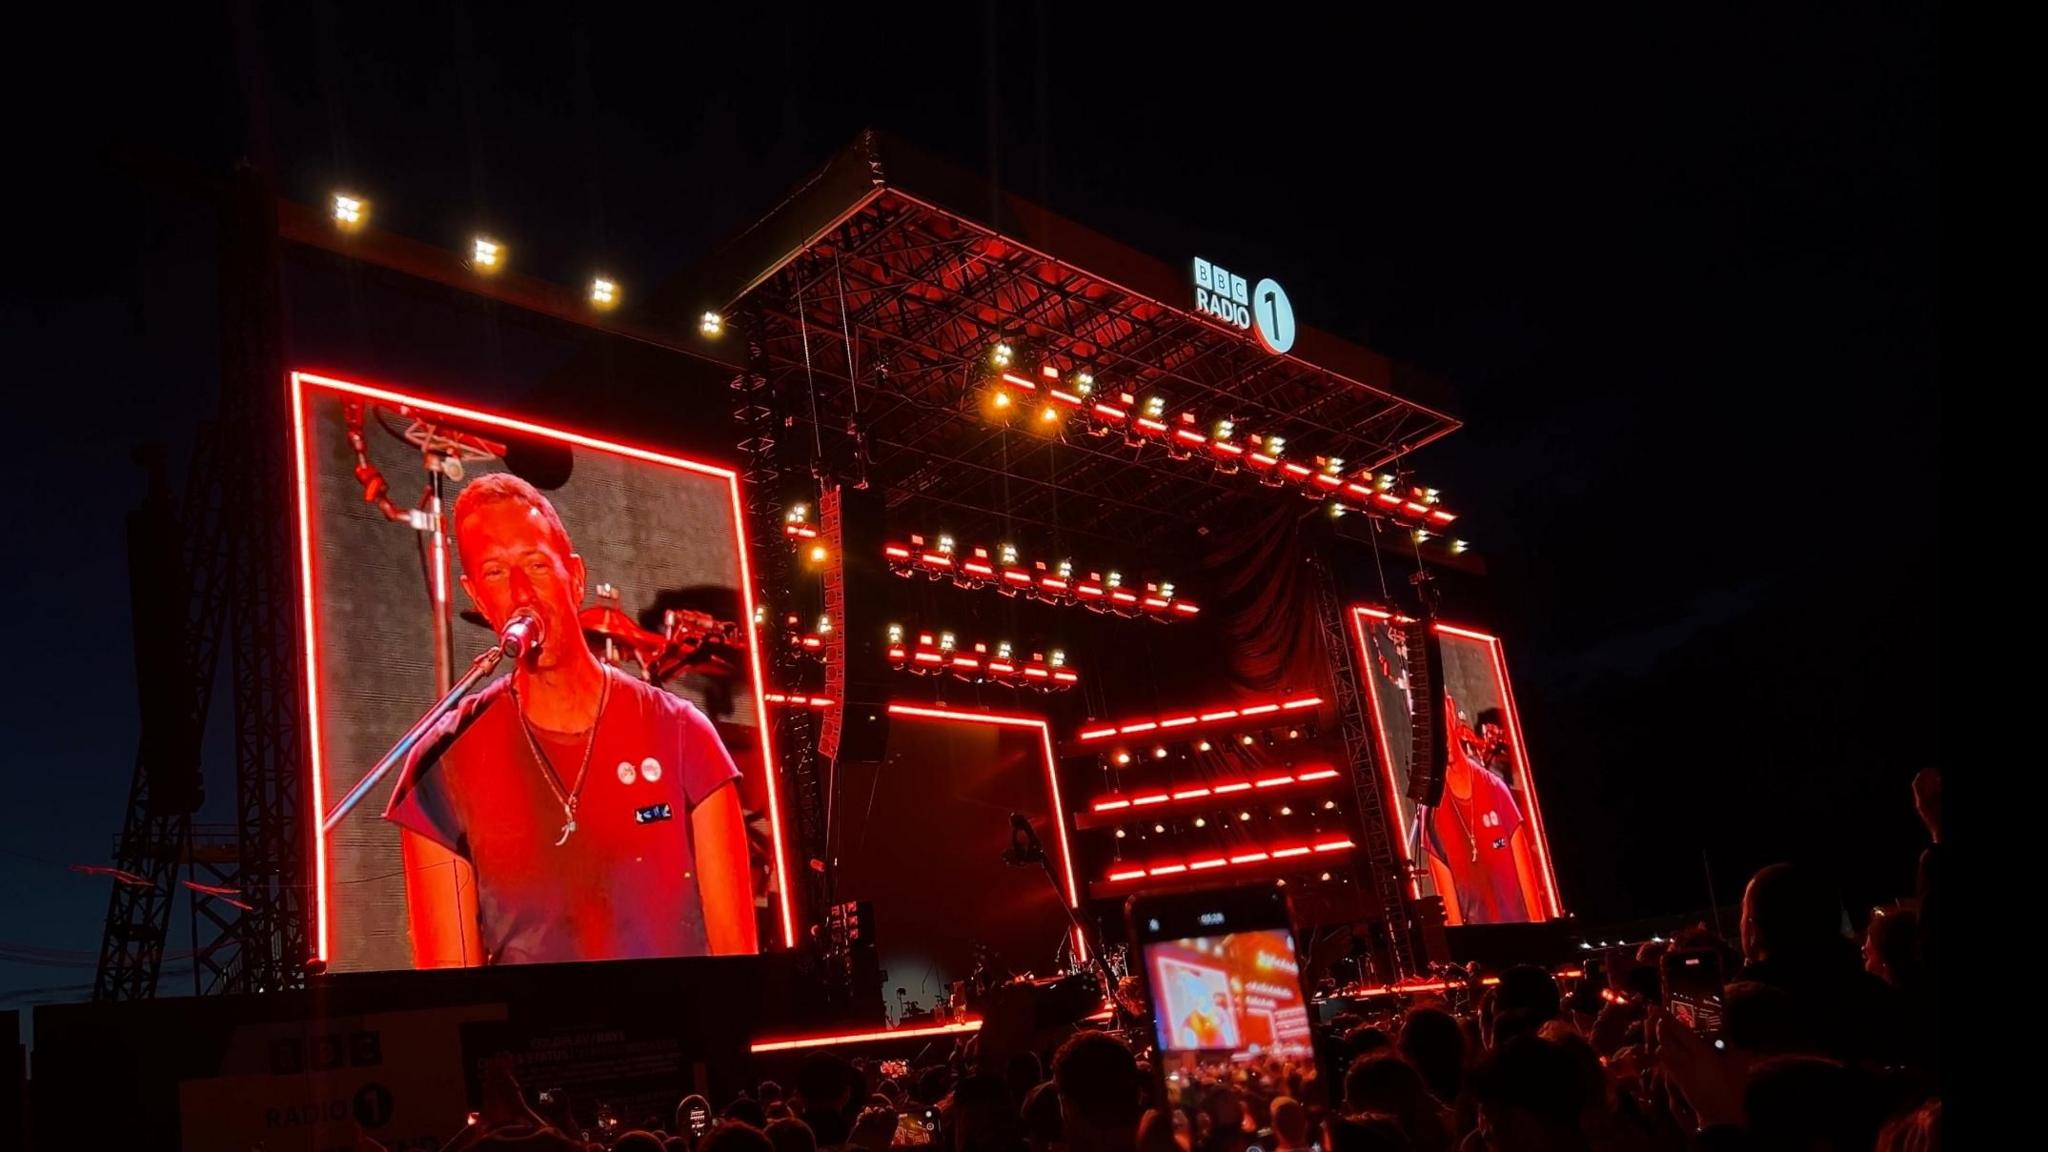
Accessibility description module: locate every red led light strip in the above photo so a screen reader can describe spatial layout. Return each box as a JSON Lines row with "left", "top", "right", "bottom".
{"left": 763, "top": 693, "right": 837, "bottom": 709}
{"left": 888, "top": 634, "right": 1078, "bottom": 688}
{"left": 751, "top": 1019, "right": 983, "bottom": 1053}
{"left": 1338, "top": 968, "right": 1583, "bottom": 1000}
{"left": 291, "top": 371, "right": 799, "bottom": 960}
{"left": 886, "top": 704, "right": 1084, "bottom": 960}
{"left": 993, "top": 370, "right": 1458, "bottom": 528}
{"left": 885, "top": 535, "right": 1199, "bottom": 619}
{"left": 1075, "top": 695, "right": 1323, "bottom": 743}
{"left": 1086, "top": 768, "right": 1342, "bottom": 816}
{"left": 1099, "top": 839, "right": 1356, "bottom": 886}
{"left": 1349, "top": 607, "right": 1563, "bottom": 918}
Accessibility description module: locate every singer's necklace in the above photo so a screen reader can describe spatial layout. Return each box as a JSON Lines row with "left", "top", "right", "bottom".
{"left": 511, "top": 666, "right": 611, "bottom": 847}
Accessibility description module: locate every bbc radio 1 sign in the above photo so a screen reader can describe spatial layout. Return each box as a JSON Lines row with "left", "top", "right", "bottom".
{"left": 1193, "top": 256, "right": 1296, "bottom": 355}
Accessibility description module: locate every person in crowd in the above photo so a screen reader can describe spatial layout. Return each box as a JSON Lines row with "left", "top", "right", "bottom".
{"left": 1397, "top": 1007, "right": 1467, "bottom": 1106}
{"left": 613, "top": 1131, "right": 669, "bottom": 1152}
{"left": 1005, "top": 1052, "right": 1044, "bottom": 1096}
{"left": 765, "top": 1116, "right": 818, "bottom": 1152}
{"left": 1269, "top": 1096, "right": 1314, "bottom": 1152}
{"left": 1052, "top": 1031, "right": 1144, "bottom": 1152}
{"left": 1346, "top": 1024, "right": 1395, "bottom": 1060}
{"left": 759, "top": 1081, "right": 787, "bottom": 1107}
{"left": 1740, "top": 1056, "right": 1882, "bottom": 1152}
{"left": 1877, "top": 1098, "right": 1940, "bottom": 1152}
{"left": 700, "top": 1123, "right": 777, "bottom": 1152}
{"left": 1344, "top": 1055, "right": 1451, "bottom": 1152}
{"left": 1737, "top": 862, "right": 1898, "bottom": 1063}
{"left": 1019, "top": 1080, "right": 1064, "bottom": 1152}
{"left": 1863, "top": 904, "right": 1921, "bottom": 991}
{"left": 796, "top": 1053, "right": 856, "bottom": 1148}
{"left": 725, "top": 1098, "right": 770, "bottom": 1130}
{"left": 849, "top": 1105, "right": 900, "bottom": 1152}
{"left": 1720, "top": 980, "right": 1817, "bottom": 1062}
{"left": 1324, "top": 1113, "right": 1414, "bottom": 1152}
{"left": 947, "top": 1075, "right": 1021, "bottom": 1152}
{"left": 1469, "top": 1038, "right": 1589, "bottom": 1152}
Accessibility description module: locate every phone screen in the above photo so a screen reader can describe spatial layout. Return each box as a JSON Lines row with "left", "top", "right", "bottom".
{"left": 1660, "top": 948, "right": 1725, "bottom": 1045}
{"left": 1129, "top": 886, "right": 1318, "bottom": 1121}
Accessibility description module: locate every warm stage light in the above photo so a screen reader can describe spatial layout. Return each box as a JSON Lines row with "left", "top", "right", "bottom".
{"left": 816, "top": 614, "right": 833, "bottom": 634}
{"left": 1153, "top": 823, "right": 1165, "bottom": 834}
{"left": 1197, "top": 740, "right": 1212, "bottom": 752}
{"left": 332, "top": 193, "right": 366, "bottom": 230}
{"left": 590, "top": 278, "right": 619, "bottom": 308}
{"left": 1040, "top": 405, "right": 1060, "bottom": 424}
{"left": 1330, "top": 503, "right": 1347, "bottom": 518}
{"left": 887, "top": 623, "right": 904, "bottom": 644}
{"left": 1144, "top": 395, "right": 1166, "bottom": 419}
{"left": 938, "top": 631, "right": 957, "bottom": 652}
{"left": 1153, "top": 747, "right": 1169, "bottom": 760}
{"left": 936, "top": 533, "right": 956, "bottom": 555}
{"left": 1049, "top": 649, "right": 1067, "bottom": 668}
{"left": 1114, "top": 752, "right": 1132, "bottom": 766}
{"left": 992, "top": 390, "right": 1013, "bottom": 411}
{"left": 1323, "top": 800, "right": 1338, "bottom": 810}
{"left": 1214, "top": 419, "right": 1235, "bottom": 440}
{"left": 1073, "top": 371, "right": 1094, "bottom": 395}
{"left": 700, "top": 311, "right": 724, "bottom": 336}
{"left": 1279, "top": 806, "right": 1293, "bottom": 816}
{"left": 807, "top": 543, "right": 829, "bottom": 564}
{"left": 999, "top": 542, "right": 1018, "bottom": 565}
{"left": 1241, "top": 734, "right": 1256, "bottom": 746}
{"left": 1115, "top": 828, "right": 1126, "bottom": 838}
{"left": 1240, "top": 811, "right": 1253, "bottom": 821}
{"left": 1194, "top": 817, "right": 1207, "bottom": 828}
{"left": 1413, "top": 529, "right": 1432, "bottom": 544}
{"left": 1265, "top": 436, "right": 1286, "bottom": 456}
{"left": 1452, "top": 539, "right": 1470, "bottom": 554}
{"left": 471, "top": 236, "right": 503, "bottom": 271}
{"left": 991, "top": 342, "right": 1014, "bottom": 368}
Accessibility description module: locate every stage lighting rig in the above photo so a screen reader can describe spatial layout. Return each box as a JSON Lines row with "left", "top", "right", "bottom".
{"left": 700, "top": 311, "right": 724, "bottom": 336}
{"left": 332, "top": 193, "right": 366, "bottom": 230}
{"left": 590, "top": 277, "right": 619, "bottom": 308}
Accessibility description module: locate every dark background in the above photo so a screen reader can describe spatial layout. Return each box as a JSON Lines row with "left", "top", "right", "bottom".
{"left": 1, "top": 3, "right": 1938, "bottom": 1005}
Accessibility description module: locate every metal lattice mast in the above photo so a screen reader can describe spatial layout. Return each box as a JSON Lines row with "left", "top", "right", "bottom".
{"left": 1307, "top": 544, "right": 1416, "bottom": 980}
{"left": 215, "top": 169, "right": 308, "bottom": 992}
{"left": 732, "top": 314, "right": 828, "bottom": 926}
{"left": 97, "top": 167, "right": 308, "bottom": 999}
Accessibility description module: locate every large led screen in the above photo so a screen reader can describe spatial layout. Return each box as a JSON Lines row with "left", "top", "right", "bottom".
{"left": 292, "top": 371, "right": 793, "bottom": 970}
{"left": 1349, "top": 607, "right": 1562, "bottom": 924}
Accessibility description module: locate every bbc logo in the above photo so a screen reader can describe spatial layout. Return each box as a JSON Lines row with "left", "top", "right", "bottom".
{"left": 1192, "top": 257, "right": 1248, "bottom": 307}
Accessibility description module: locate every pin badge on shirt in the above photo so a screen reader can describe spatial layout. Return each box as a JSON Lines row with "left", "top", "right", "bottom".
{"left": 640, "top": 757, "right": 662, "bottom": 783}
{"left": 616, "top": 761, "right": 638, "bottom": 785}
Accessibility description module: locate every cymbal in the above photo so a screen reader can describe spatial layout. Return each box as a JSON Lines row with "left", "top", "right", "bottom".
{"left": 579, "top": 603, "right": 663, "bottom": 649}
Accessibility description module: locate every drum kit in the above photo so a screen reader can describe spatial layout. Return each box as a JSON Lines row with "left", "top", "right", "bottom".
{"left": 463, "top": 582, "right": 747, "bottom": 688}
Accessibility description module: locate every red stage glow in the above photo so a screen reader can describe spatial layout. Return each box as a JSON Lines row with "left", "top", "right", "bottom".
{"left": 885, "top": 704, "right": 1085, "bottom": 960}
{"left": 290, "top": 371, "right": 800, "bottom": 963}
{"left": 750, "top": 1019, "right": 984, "bottom": 1053}
{"left": 1348, "top": 606, "right": 1563, "bottom": 919}
{"left": 1074, "top": 695, "right": 1323, "bottom": 746}
{"left": 1096, "top": 839, "right": 1356, "bottom": 890}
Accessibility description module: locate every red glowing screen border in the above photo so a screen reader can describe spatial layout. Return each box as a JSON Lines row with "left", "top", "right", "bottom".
{"left": 884, "top": 703, "right": 1085, "bottom": 961}
{"left": 289, "top": 369, "right": 798, "bottom": 962}
{"left": 1347, "top": 606, "right": 1563, "bottom": 919}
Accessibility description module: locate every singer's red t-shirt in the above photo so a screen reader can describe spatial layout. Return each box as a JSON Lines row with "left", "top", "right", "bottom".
{"left": 383, "top": 668, "right": 738, "bottom": 965}
{"left": 1424, "top": 768, "right": 1530, "bottom": 926}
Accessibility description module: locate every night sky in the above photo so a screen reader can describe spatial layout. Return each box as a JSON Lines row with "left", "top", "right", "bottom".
{"left": 1, "top": 4, "right": 1938, "bottom": 1006}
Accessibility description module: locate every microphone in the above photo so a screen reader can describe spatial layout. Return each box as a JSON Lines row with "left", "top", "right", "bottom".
{"left": 499, "top": 610, "right": 545, "bottom": 660}
{"left": 1003, "top": 812, "right": 1046, "bottom": 865}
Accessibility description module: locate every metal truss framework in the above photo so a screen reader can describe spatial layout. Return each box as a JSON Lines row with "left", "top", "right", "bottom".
{"left": 740, "top": 192, "right": 1460, "bottom": 557}
{"left": 1308, "top": 541, "right": 1416, "bottom": 981}
{"left": 97, "top": 171, "right": 309, "bottom": 999}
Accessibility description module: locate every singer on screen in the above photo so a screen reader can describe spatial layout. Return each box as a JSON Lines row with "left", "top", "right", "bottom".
{"left": 382, "top": 473, "right": 756, "bottom": 965}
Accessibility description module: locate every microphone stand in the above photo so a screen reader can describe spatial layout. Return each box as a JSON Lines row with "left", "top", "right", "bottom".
{"left": 321, "top": 643, "right": 507, "bottom": 836}
{"left": 1008, "top": 819, "right": 1123, "bottom": 1025}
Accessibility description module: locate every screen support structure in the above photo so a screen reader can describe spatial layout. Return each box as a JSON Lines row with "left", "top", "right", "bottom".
{"left": 1306, "top": 538, "right": 1419, "bottom": 980}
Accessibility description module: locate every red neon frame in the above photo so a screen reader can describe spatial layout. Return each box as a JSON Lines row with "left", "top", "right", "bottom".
{"left": 290, "top": 370, "right": 800, "bottom": 963}
{"left": 1347, "top": 606, "right": 1563, "bottom": 918}
{"left": 885, "top": 702, "right": 1085, "bottom": 961}
{"left": 1074, "top": 695, "right": 1323, "bottom": 745}
{"left": 1083, "top": 768, "right": 1343, "bottom": 819}
{"left": 1097, "top": 838, "right": 1357, "bottom": 888}
{"left": 750, "top": 1019, "right": 983, "bottom": 1053}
